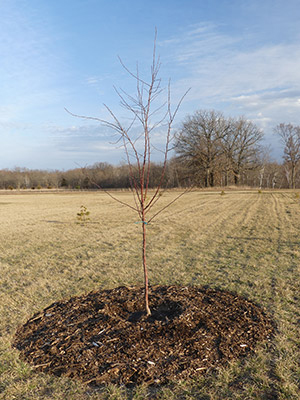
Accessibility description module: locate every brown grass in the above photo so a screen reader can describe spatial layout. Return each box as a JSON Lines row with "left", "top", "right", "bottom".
{"left": 0, "top": 190, "right": 299, "bottom": 399}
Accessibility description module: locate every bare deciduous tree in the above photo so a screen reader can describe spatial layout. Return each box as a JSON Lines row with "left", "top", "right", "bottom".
{"left": 175, "top": 111, "right": 263, "bottom": 187}
{"left": 275, "top": 123, "right": 300, "bottom": 189}
{"left": 220, "top": 117, "right": 240, "bottom": 186}
{"left": 176, "top": 110, "right": 229, "bottom": 187}
{"left": 66, "top": 32, "right": 189, "bottom": 316}
{"left": 229, "top": 117, "right": 264, "bottom": 185}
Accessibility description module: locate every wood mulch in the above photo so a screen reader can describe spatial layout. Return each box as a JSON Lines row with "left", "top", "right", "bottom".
{"left": 13, "top": 285, "right": 275, "bottom": 386}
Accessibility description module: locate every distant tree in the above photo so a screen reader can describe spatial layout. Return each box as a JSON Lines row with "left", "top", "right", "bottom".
{"left": 83, "top": 177, "right": 90, "bottom": 189}
{"left": 60, "top": 177, "right": 68, "bottom": 188}
{"left": 275, "top": 123, "right": 300, "bottom": 189}
{"left": 228, "top": 117, "right": 264, "bottom": 185}
{"left": 176, "top": 110, "right": 229, "bottom": 187}
{"left": 176, "top": 112, "right": 263, "bottom": 186}
{"left": 264, "top": 162, "right": 281, "bottom": 189}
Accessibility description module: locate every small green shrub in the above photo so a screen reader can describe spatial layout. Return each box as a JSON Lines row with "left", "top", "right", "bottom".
{"left": 76, "top": 205, "right": 90, "bottom": 224}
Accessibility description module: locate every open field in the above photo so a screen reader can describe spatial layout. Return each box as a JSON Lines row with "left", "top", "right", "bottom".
{"left": 0, "top": 190, "right": 299, "bottom": 399}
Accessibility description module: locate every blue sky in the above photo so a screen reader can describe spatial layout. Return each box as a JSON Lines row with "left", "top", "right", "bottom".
{"left": 1, "top": 0, "right": 300, "bottom": 170}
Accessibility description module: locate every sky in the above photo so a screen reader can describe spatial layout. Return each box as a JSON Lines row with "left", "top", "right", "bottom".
{"left": 1, "top": 0, "right": 300, "bottom": 170}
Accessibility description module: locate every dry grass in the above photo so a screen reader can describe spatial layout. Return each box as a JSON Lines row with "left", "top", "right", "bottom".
{"left": 0, "top": 190, "right": 299, "bottom": 399}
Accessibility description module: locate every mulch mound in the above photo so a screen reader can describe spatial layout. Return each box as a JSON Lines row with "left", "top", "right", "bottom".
{"left": 13, "top": 285, "right": 274, "bottom": 386}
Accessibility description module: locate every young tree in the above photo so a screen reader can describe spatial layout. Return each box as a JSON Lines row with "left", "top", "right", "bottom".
{"left": 275, "top": 123, "right": 300, "bottom": 189}
{"left": 66, "top": 33, "right": 189, "bottom": 316}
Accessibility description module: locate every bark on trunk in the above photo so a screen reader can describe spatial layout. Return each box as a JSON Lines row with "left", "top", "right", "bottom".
{"left": 291, "top": 164, "right": 296, "bottom": 189}
{"left": 234, "top": 172, "right": 240, "bottom": 185}
{"left": 142, "top": 219, "right": 151, "bottom": 316}
{"left": 224, "top": 170, "right": 228, "bottom": 187}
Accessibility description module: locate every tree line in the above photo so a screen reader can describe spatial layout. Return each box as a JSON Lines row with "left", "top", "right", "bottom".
{"left": 1, "top": 110, "right": 299, "bottom": 190}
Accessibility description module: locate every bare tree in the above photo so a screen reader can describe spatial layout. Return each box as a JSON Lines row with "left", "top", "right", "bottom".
{"left": 228, "top": 117, "right": 264, "bottom": 185}
{"left": 220, "top": 117, "right": 240, "bottom": 186}
{"left": 275, "top": 123, "right": 300, "bottom": 189}
{"left": 175, "top": 112, "right": 263, "bottom": 187}
{"left": 66, "top": 32, "right": 189, "bottom": 316}
{"left": 176, "top": 110, "right": 229, "bottom": 187}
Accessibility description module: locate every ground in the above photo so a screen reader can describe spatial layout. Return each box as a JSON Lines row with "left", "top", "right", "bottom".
{"left": 13, "top": 285, "right": 274, "bottom": 386}
{"left": 0, "top": 189, "right": 299, "bottom": 399}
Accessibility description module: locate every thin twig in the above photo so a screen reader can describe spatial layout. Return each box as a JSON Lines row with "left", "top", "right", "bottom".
{"left": 147, "top": 187, "right": 193, "bottom": 224}
{"left": 85, "top": 173, "right": 139, "bottom": 213}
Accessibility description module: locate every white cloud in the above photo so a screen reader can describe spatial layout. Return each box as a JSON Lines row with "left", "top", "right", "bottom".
{"left": 161, "top": 24, "right": 300, "bottom": 139}
{"left": 86, "top": 77, "right": 100, "bottom": 85}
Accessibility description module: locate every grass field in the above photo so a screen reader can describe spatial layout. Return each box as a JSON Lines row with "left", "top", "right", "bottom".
{"left": 0, "top": 190, "right": 299, "bottom": 399}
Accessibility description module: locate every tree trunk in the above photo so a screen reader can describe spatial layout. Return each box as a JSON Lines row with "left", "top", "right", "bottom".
{"left": 291, "top": 163, "right": 296, "bottom": 189}
{"left": 142, "top": 218, "right": 151, "bottom": 316}
{"left": 209, "top": 171, "right": 214, "bottom": 187}
{"left": 205, "top": 168, "right": 210, "bottom": 187}
{"left": 234, "top": 172, "right": 240, "bottom": 185}
{"left": 224, "top": 169, "right": 228, "bottom": 187}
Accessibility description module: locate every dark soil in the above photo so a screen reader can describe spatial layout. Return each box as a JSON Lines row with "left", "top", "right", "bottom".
{"left": 13, "top": 285, "right": 275, "bottom": 386}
